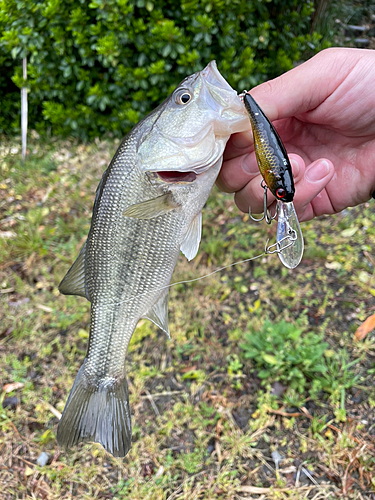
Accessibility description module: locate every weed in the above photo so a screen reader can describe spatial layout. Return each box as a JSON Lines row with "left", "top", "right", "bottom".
{"left": 226, "top": 354, "right": 243, "bottom": 390}
{"left": 240, "top": 318, "right": 329, "bottom": 395}
{"left": 1, "top": 131, "right": 375, "bottom": 498}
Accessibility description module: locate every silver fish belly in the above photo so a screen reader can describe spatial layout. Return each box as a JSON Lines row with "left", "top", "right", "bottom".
{"left": 56, "top": 61, "right": 249, "bottom": 457}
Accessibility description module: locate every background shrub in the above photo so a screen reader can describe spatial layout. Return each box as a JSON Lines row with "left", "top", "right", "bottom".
{"left": 0, "top": 0, "right": 327, "bottom": 139}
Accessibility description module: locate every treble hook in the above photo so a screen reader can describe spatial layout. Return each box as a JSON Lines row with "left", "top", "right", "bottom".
{"left": 249, "top": 181, "right": 278, "bottom": 225}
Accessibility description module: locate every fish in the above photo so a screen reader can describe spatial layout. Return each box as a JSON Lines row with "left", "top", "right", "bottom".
{"left": 243, "top": 93, "right": 295, "bottom": 202}
{"left": 56, "top": 61, "right": 249, "bottom": 457}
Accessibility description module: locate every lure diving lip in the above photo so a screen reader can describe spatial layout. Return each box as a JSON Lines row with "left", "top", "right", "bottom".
{"left": 243, "top": 93, "right": 295, "bottom": 203}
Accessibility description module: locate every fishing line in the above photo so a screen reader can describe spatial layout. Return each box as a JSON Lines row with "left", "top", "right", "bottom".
{"left": 113, "top": 250, "right": 267, "bottom": 307}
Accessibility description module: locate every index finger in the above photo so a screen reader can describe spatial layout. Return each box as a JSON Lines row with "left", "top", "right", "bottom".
{"left": 250, "top": 48, "right": 361, "bottom": 121}
{"left": 217, "top": 150, "right": 261, "bottom": 193}
{"left": 223, "top": 131, "right": 253, "bottom": 161}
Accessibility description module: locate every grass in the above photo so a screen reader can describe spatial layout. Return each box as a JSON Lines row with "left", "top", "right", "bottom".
{"left": 1, "top": 133, "right": 375, "bottom": 499}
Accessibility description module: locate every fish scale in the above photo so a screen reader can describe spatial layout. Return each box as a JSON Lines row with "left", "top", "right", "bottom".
{"left": 56, "top": 61, "right": 250, "bottom": 457}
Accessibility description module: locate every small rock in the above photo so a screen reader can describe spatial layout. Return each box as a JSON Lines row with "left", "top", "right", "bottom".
{"left": 207, "top": 442, "right": 215, "bottom": 454}
{"left": 8, "top": 297, "right": 30, "bottom": 308}
{"left": 354, "top": 38, "right": 370, "bottom": 47}
{"left": 271, "top": 381, "right": 286, "bottom": 397}
{"left": 2, "top": 396, "right": 19, "bottom": 409}
{"left": 271, "top": 450, "right": 283, "bottom": 467}
{"left": 344, "top": 24, "right": 367, "bottom": 36}
{"left": 36, "top": 452, "right": 51, "bottom": 467}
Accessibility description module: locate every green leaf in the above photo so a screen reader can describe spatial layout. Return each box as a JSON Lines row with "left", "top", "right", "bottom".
{"left": 0, "top": 0, "right": 326, "bottom": 139}
{"left": 262, "top": 354, "right": 278, "bottom": 365}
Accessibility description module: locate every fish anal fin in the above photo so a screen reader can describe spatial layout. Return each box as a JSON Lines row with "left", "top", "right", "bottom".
{"left": 180, "top": 212, "right": 202, "bottom": 261}
{"left": 56, "top": 361, "right": 132, "bottom": 458}
{"left": 123, "top": 193, "right": 179, "bottom": 219}
{"left": 59, "top": 241, "right": 89, "bottom": 300}
{"left": 144, "top": 291, "right": 170, "bottom": 340}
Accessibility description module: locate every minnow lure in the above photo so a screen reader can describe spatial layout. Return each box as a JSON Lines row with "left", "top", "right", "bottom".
{"left": 242, "top": 92, "right": 304, "bottom": 269}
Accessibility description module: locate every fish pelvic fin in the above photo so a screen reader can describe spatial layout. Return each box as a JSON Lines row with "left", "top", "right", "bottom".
{"left": 56, "top": 362, "right": 132, "bottom": 458}
{"left": 59, "top": 241, "right": 90, "bottom": 300}
{"left": 180, "top": 211, "right": 202, "bottom": 261}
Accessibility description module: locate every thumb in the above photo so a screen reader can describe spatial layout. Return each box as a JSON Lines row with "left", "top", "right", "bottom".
{"left": 249, "top": 48, "right": 361, "bottom": 122}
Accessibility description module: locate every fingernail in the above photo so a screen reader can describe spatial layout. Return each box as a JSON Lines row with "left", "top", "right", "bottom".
{"left": 305, "top": 160, "right": 330, "bottom": 182}
{"left": 290, "top": 158, "right": 300, "bottom": 177}
{"left": 242, "top": 153, "right": 261, "bottom": 175}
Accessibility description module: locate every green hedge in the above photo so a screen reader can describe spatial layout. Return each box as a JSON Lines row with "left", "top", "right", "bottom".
{"left": 0, "top": 0, "right": 326, "bottom": 140}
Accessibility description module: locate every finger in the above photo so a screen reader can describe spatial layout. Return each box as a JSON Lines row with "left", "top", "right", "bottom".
{"left": 217, "top": 151, "right": 260, "bottom": 193}
{"left": 218, "top": 149, "right": 304, "bottom": 194}
{"left": 223, "top": 131, "right": 253, "bottom": 161}
{"left": 293, "top": 159, "right": 335, "bottom": 221}
{"left": 249, "top": 48, "right": 361, "bottom": 122}
{"left": 234, "top": 155, "right": 304, "bottom": 213}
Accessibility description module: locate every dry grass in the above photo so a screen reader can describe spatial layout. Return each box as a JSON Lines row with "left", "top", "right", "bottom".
{"left": 1, "top": 135, "right": 375, "bottom": 499}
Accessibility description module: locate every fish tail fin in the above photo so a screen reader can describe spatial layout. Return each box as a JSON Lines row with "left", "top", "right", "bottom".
{"left": 56, "top": 362, "right": 132, "bottom": 457}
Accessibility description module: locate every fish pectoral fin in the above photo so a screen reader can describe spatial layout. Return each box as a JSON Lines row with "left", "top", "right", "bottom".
{"left": 180, "top": 212, "right": 202, "bottom": 261}
{"left": 144, "top": 290, "right": 170, "bottom": 340}
{"left": 123, "top": 193, "right": 179, "bottom": 219}
{"left": 59, "top": 241, "right": 90, "bottom": 300}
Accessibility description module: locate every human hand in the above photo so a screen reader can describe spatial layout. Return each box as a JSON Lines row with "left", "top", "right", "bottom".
{"left": 217, "top": 48, "right": 375, "bottom": 221}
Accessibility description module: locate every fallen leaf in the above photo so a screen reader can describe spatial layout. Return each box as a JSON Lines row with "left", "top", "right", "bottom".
{"left": 239, "top": 485, "right": 314, "bottom": 494}
{"left": 36, "top": 304, "right": 53, "bottom": 313}
{"left": 354, "top": 314, "right": 375, "bottom": 341}
{"left": 341, "top": 227, "right": 358, "bottom": 237}
{"left": 3, "top": 381, "right": 24, "bottom": 393}
{"left": 325, "top": 261, "right": 342, "bottom": 270}
{"left": 25, "top": 466, "right": 34, "bottom": 476}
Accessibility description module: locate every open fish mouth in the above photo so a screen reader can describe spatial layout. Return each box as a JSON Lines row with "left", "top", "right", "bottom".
{"left": 156, "top": 171, "right": 197, "bottom": 183}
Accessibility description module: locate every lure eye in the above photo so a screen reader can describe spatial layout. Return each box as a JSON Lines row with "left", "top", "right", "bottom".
{"left": 175, "top": 90, "right": 192, "bottom": 105}
{"left": 276, "top": 188, "right": 286, "bottom": 199}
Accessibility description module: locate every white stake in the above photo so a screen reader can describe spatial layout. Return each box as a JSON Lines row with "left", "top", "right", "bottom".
{"left": 21, "top": 57, "right": 27, "bottom": 162}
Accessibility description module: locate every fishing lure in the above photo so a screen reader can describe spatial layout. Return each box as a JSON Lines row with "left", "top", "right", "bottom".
{"left": 242, "top": 92, "right": 304, "bottom": 269}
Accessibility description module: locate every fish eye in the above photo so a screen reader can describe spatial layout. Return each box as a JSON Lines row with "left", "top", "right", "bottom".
{"left": 276, "top": 188, "right": 286, "bottom": 199}
{"left": 175, "top": 90, "right": 192, "bottom": 105}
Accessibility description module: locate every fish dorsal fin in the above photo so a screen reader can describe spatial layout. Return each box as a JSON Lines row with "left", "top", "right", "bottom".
{"left": 180, "top": 212, "right": 202, "bottom": 261}
{"left": 144, "top": 291, "right": 170, "bottom": 340}
{"left": 59, "top": 241, "right": 90, "bottom": 301}
{"left": 123, "top": 193, "right": 179, "bottom": 219}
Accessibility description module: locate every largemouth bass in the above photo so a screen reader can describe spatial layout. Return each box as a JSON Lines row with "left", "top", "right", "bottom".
{"left": 56, "top": 62, "right": 249, "bottom": 457}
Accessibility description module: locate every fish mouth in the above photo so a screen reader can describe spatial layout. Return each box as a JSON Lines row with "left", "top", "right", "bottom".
{"left": 156, "top": 171, "right": 197, "bottom": 183}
